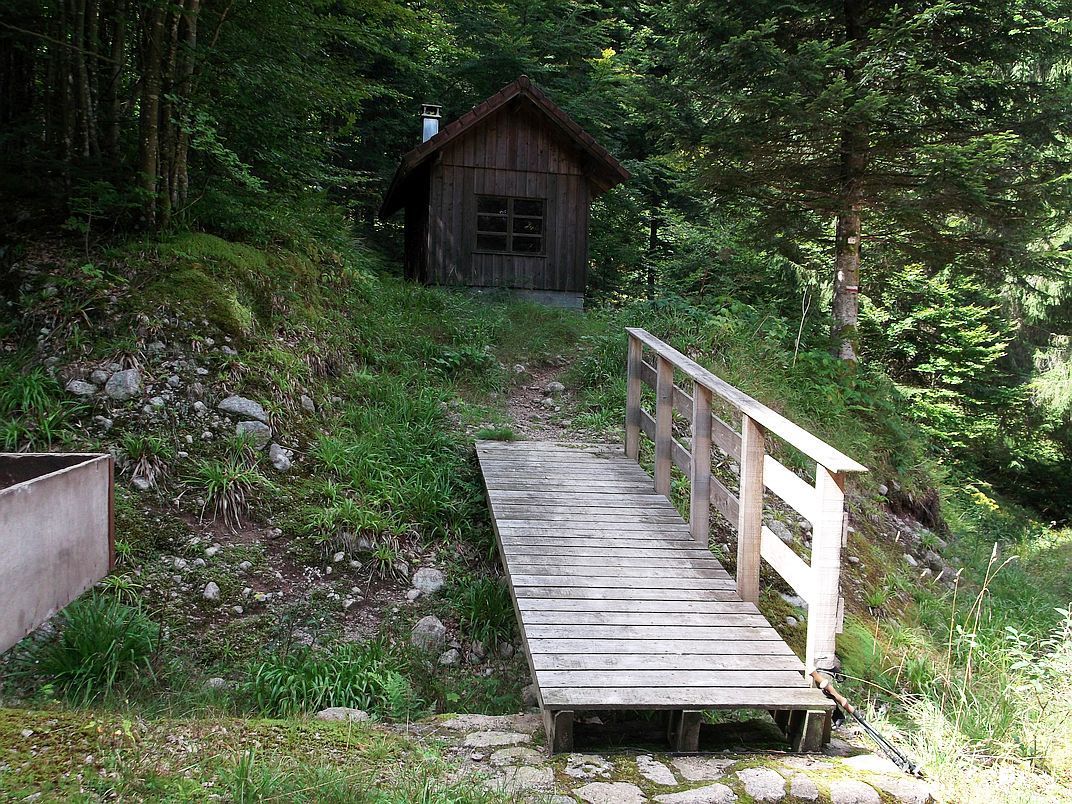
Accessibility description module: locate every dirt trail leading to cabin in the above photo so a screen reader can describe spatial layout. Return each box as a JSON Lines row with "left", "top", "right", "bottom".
{"left": 506, "top": 360, "right": 573, "bottom": 440}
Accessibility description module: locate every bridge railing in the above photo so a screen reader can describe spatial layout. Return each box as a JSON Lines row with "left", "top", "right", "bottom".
{"left": 624, "top": 328, "right": 867, "bottom": 674}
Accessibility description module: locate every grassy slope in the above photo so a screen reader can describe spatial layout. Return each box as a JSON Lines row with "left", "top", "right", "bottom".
{"left": 1, "top": 233, "right": 1070, "bottom": 801}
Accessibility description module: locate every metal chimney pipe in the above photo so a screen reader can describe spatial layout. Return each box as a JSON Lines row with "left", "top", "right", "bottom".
{"left": 420, "top": 104, "right": 442, "bottom": 142}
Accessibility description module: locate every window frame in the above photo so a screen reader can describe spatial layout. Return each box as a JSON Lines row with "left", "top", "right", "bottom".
{"left": 474, "top": 195, "right": 546, "bottom": 256}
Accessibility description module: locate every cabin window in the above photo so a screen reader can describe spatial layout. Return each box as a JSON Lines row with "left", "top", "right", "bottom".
{"left": 476, "top": 196, "right": 545, "bottom": 255}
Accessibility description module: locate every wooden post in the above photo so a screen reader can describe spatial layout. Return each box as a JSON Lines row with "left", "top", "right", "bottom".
{"left": 736, "top": 414, "right": 765, "bottom": 603}
{"left": 806, "top": 465, "right": 845, "bottom": 673}
{"left": 667, "top": 710, "right": 702, "bottom": 752}
{"left": 625, "top": 334, "right": 643, "bottom": 460}
{"left": 654, "top": 356, "right": 674, "bottom": 495}
{"left": 543, "top": 709, "right": 574, "bottom": 754}
{"left": 689, "top": 382, "right": 712, "bottom": 544}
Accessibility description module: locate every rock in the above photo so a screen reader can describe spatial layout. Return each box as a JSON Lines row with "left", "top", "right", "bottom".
{"left": 405, "top": 589, "right": 421, "bottom": 602}
{"left": 147, "top": 340, "right": 165, "bottom": 353}
{"left": 222, "top": 345, "right": 238, "bottom": 356}
{"left": 173, "top": 557, "right": 188, "bottom": 570}
{"left": 847, "top": 555, "right": 861, "bottom": 564}
{"left": 93, "top": 415, "right": 113, "bottom": 431}
{"left": 490, "top": 746, "right": 545, "bottom": 766}
{"left": 786, "top": 616, "right": 799, "bottom": 627}
{"left": 671, "top": 757, "right": 735, "bottom": 782}
{"left": 842, "top": 754, "right": 901, "bottom": 775}
{"left": 412, "top": 567, "right": 445, "bottom": 596}
{"left": 878, "top": 483, "right": 889, "bottom": 496}
{"left": 300, "top": 394, "right": 315, "bottom": 413}
{"left": 655, "top": 784, "right": 737, "bottom": 804}
{"left": 828, "top": 780, "right": 881, "bottom": 804}
{"left": 316, "top": 707, "right": 370, "bottom": 722}
{"left": 193, "top": 401, "right": 208, "bottom": 415}
{"left": 104, "top": 368, "right": 142, "bottom": 401}
{"left": 410, "top": 615, "right": 447, "bottom": 653}
{"left": 636, "top": 755, "right": 677, "bottom": 786}
{"left": 238, "top": 561, "right": 252, "bottom": 571}
{"left": 903, "top": 553, "right": 919, "bottom": 567}
{"left": 149, "top": 395, "right": 165, "bottom": 409}
{"left": 218, "top": 395, "right": 269, "bottom": 423}
{"left": 231, "top": 605, "right": 244, "bottom": 615}
{"left": 565, "top": 753, "right": 612, "bottom": 780}
{"left": 202, "top": 581, "right": 220, "bottom": 601}
{"left": 438, "top": 648, "right": 461, "bottom": 666}
{"left": 788, "top": 775, "right": 819, "bottom": 801}
{"left": 922, "top": 550, "right": 945, "bottom": 572}
{"left": 872, "top": 776, "right": 934, "bottom": 804}
{"left": 497, "top": 642, "right": 515, "bottom": 659}
{"left": 735, "top": 768, "right": 785, "bottom": 801}
{"left": 574, "top": 782, "right": 646, "bottom": 804}
{"left": 545, "top": 381, "right": 566, "bottom": 395}
{"left": 132, "top": 476, "right": 152, "bottom": 491}
{"left": 540, "top": 396, "right": 556, "bottom": 409}
{"left": 767, "top": 519, "right": 794, "bottom": 544}
{"left": 205, "top": 677, "right": 229, "bottom": 690}
{"left": 779, "top": 592, "right": 808, "bottom": 610}
{"left": 235, "top": 420, "right": 271, "bottom": 448}
{"left": 492, "top": 765, "right": 554, "bottom": 795}
{"left": 513, "top": 364, "right": 526, "bottom": 374}
{"left": 89, "top": 369, "right": 110, "bottom": 385}
{"left": 463, "top": 731, "right": 531, "bottom": 748}
{"left": 193, "top": 558, "right": 206, "bottom": 568}
{"left": 205, "top": 546, "right": 220, "bottom": 557}
{"left": 167, "top": 374, "right": 181, "bottom": 388}
{"left": 521, "top": 683, "right": 539, "bottom": 707}
{"left": 268, "top": 443, "right": 291, "bottom": 471}
{"left": 66, "top": 379, "right": 97, "bottom": 396}
{"left": 471, "top": 640, "right": 488, "bottom": 660}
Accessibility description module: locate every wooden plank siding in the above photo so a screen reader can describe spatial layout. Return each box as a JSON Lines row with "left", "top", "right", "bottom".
{"left": 425, "top": 103, "right": 591, "bottom": 293}
{"left": 475, "top": 440, "right": 835, "bottom": 727}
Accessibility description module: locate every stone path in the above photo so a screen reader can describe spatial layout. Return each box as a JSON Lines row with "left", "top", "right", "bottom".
{"left": 418, "top": 712, "right": 936, "bottom": 803}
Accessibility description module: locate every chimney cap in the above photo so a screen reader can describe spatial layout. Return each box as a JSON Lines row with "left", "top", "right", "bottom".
{"left": 420, "top": 103, "right": 442, "bottom": 119}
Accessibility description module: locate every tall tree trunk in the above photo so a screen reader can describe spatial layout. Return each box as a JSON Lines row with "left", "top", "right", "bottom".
{"left": 173, "top": 0, "right": 200, "bottom": 209}
{"left": 831, "top": 0, "right": 869, "bottom": 363}
{"left": 646, "top": 207, "right": 659, "bottom": 300}
{"left": 138, "top": 3, "right": 166, "bottom": 226}
{"left": 104, "top": 0, "right": 127, "bottom": 166}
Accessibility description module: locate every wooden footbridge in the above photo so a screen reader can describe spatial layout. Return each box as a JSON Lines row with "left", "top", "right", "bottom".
{"left": 477, "top": 329, "right": 866, "bottom": 753}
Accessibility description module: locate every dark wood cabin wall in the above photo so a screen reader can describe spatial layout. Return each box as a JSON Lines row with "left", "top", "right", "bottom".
{"left": 424, "top": 103, "right": 590, "bottom": 293}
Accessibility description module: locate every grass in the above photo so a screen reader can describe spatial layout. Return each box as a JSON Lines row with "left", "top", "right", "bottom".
{"left": 447, "top": 576, "right": 516, "bottom": 648}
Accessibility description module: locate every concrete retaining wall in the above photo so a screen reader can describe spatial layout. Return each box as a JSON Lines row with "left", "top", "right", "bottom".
{"left": 0, "top": 453, "right": 113, "bottom": 654}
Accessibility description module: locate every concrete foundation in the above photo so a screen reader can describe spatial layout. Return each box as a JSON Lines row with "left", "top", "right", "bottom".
{"left": 0, "top": 453, "right": 113, "bottom": 654}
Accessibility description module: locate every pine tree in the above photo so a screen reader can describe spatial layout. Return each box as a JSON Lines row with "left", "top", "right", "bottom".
{"left": 669, "top": 0, "right": 1072, "bottom": 362}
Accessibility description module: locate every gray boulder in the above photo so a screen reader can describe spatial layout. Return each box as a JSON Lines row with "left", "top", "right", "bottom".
{"left": 236, "top": 420, "right": 272, "bottom": 449}
{"left": 300, "top": 394, "right": 315, "bottom": 413}
{"left": 411, "top": 615, "right": 447, "bottom": 653}
{"left": 316, "top": 707, "right": 370, "bottom": 722}
{"left": 412, "top": 567, "right": 445, "bottom": 596}
{"left": 268, "top": 443, "right": 292, "bottom": 471}
{"left": 104, "top": 368, "right": 142, "bottom": 401}
{"left": 89, "top": 369, "right": 110, "bottom": 385}
{"left": 202, "top": 581, "right": 221, "bottom": 601}
{"left": 66, "top": 379, "right": 97, "bottom": 397}
{"left": 218, "top": 395, "right": 269, "bottom": 423}
{"left": 438, "top": 648, "right": 461, "bottom": 666}
{"left": 767, "top": 519, "right": 794, "bottom": 544}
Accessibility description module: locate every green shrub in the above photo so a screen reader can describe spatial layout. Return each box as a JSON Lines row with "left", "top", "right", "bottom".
{"left": 34, "top": 595, "right": 158, "bottom": 702}
{"left": 447, "top": 576, "right": 515, "bottom": 648}
{"left": 244, "top": 640, "right": 422, "bottom": 719}
{"left": 189, "top": 458, "right": 272, "bottom": 530}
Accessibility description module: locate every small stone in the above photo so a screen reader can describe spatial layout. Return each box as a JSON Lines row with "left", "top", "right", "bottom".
{"left": 463, "top": 731, "right": 531, "bottom": 748}
{"left": 316, "top": 707, "right": 370, "bottom": 722}
{"left": 167, "top": 374, "right": 181, "bottom": 388}
{"left": 872, "top": 776, "right": 934, "bottom": 804}
{"left": 904, "top": 553, "right": 919, "bottom": 567}
{"left": 789, "top": 775, "right": 819, "bottom": 801}
{"left": 218, "top": 395, "right": 269, "bottom": 423}
{"left": 300, "top": 394, "right": 315, "bottom": 412}
{"left": 497, "top": 642, "right": 515, "bottom": 659}
{"left": 490, "top": 746, "right": 545, "bottom": 766}
{"left": 671, "top": 757, "right": 735, "bottom": 782}
{"left": 412, "top": 567, "right": 445, "bottom": 596}
{"left": 236, "top": 420, "right": 271, "bottom": 449}
{"left": 828, "top": 780, "right": 881, "bottom": 804}
{"left": 848, "top": 556, "right": 861, "bottom": 564}
{"left": 574, "top": 782, "right": 645, "bottom": 804}
{"left": 521, "top": 683, "right": 539, "bottom": 708}
{"left": 780, "top": 592, "right": 807, "bottom": 610}
{"left": 205, "top": 546, "right": 220, "bottom": 557}
{"left": 471, "top": 640, "right": 488, "bottom": 660}
{"left": 104, "top": 368, "right": 142, "bottom": 401}
{"left": 93, "top": 415, "right": 113, "bottom": 431}
{"left": 202, "top": 582, "right": 220, "bottom": 601}
{"left": 231, "top": 605, "right": 244, "bottom": 615}
{"left": 342, "top": 598, "right": 356, "bottom": 609}
{"left": 193, "top": 400, "right": 208, "bottom": 415}
{"left": 410, "top": 615, "right": 447, "bottom": 653}
{"left": 878, "top": 483, "right": 889, "bottom": 496}
{"left": 147, "top": 340, "right": 165, "bottom": 352}
{"left": 565, "top": 753, "right": 612, "bottom": 780}
{"left": 21, "top": 729, "right": 33, "bottom": 738}
{"left": 132, "top": 476, "right": 152, "bottom": 491}
{"left": 268, "top": 442, "right": 291, "bottom": 471}
{"left": 193, "top": 558, "right": 206, "bottom": 568}
{"left": 655, "top": 784, "right": 737, "bottom": 804}
{"left": 90, "top": 369, "right": 110, "bottom": 385}
{"left": 222, "top": 345, "right": 238, "bottom": 356}
{"left": 637, "top": 755, "right": 677, "bottom": 786}
{"left": 149, "top": 395, "right": 165, "bottom": 409}
{"left": 205, "top": 677, "right": 229, "bottom": 690}
{"left": 238, "top": 561, "right": 252, "bottom": 571}
{"left": 540, "top": 396, "right": 556, "bottom": 409}
{"left": 66, "top": 379, "right": 98, "bottom": 396}
{"left": 767, "top": 519, "right": 794, "bottom": 544}
{"left": 735, "top": 768, "right": 785, "bottom": 801}
{"left": 438, "top": 648, "right": 461, "bottom": 666}
{"left": 922, "top": 550, "right": 945, "bottom": 572}
{"left": 545, "top": 381, "right": 565, "bottom": 395}
{"left": 405, "top": 589, "right": 421, "bottom": 602}
{"left": 173, "top": 557, "right": 188, "bottom": 570}
{"left": 786, "top": 616, "right": 799, "bottom": 627}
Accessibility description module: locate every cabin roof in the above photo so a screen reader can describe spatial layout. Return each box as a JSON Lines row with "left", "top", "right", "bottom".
{"left": 379, "top": 76, "right": 630, "bottom": 218}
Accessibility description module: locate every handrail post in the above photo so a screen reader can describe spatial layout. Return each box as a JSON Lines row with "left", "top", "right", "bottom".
{"left": 689, "top": 382, "right": 712, "bottom": 544}
{"left": 806, "top": 465, "right": 845, "bottom": 674}
{"left": 625, "top": 333, "right": 642, "bottom": 460}
{"left": 654, "top": 356, "right": 674, "bottom": 494}
{"left": 736, "top": 414, "right": 765, "bottom": 603}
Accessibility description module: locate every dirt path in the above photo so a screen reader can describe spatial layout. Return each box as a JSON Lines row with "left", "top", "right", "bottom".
{"left": 506, "top": 361, "right": 572, "bottom": 440}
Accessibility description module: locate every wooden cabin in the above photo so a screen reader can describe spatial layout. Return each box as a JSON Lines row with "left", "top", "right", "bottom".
{"left": 379, "top": 76, "right": 629, "bottom": 308}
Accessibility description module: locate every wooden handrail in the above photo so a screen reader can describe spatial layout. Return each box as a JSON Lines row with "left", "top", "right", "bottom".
{"left": 623, "top": 328, "right": 868, "bottom": 674}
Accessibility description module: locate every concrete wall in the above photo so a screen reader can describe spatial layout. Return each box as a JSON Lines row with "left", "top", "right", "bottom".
{"left": 0, "top": 454, "right": 113, "bottom": 654}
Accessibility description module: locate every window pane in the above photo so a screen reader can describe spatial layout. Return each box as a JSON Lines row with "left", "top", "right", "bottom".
{"left": 478, "top": 196, "right": 508, "bottom": 215}
{"left": 513, "top": 199, "right": 543, "bottom": 217}
{"left": 477, "top": 214, "right": 508, "bottom": 233}
{"left": 511, "top": 235, "right": 543, "bottom": 253}
{"left": 514, "top": 217, "right": 543, "bottom": 235}
{"left": 477, "top": 233, "right": 508, "bottom": 252}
